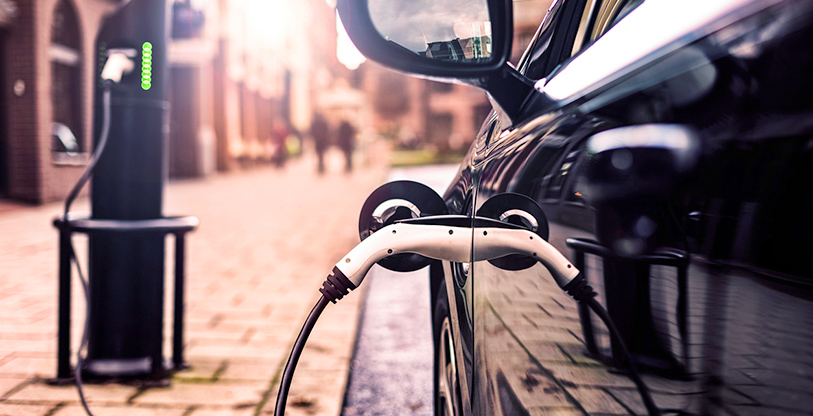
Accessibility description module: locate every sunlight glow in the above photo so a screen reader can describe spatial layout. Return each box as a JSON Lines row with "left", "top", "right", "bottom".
{"left": 247, "top": 0, "right": 295, "bottom": 47}
{"left": 336, "top": 13, "right": 366, "bottom": 70}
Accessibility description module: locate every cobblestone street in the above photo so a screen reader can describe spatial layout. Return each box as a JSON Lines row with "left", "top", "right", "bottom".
{"left": 0, "top": 152, "right": 387, "bottom": 415}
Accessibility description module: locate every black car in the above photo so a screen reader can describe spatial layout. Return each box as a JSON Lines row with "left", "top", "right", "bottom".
{"left": 339, "top": 0, "right": 813, "bottom": 414}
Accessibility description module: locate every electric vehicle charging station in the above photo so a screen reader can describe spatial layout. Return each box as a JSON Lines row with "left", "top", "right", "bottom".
{"left": 53, "top": 0, "right": 198, "bottom": 385}
{"left": 87, "top": 0, "right": 169, "bottom": 380}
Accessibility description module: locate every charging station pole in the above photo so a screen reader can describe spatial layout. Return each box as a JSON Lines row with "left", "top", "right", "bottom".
{"left": 86, "top": 0, "right": 170, "bottom": 379}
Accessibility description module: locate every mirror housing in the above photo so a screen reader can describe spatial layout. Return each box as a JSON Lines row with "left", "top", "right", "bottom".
{"left": 336, "top": 0, "right": 534, "bottom": 125}
{"left": 337, "top": 0, "right": 513, "bottom": 78}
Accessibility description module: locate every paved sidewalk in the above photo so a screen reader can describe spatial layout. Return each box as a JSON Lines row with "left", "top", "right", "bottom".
{"left": 0, "top": 151, "right": 387, "bottom": 416}
{"left": 340, "top": 165, "right": 459, "bottom": 416}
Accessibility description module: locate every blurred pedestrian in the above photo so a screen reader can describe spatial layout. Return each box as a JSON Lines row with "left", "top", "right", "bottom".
{"left": 337, "top": 120, "right": 356, "bottom": 173}
{"left": 310, "top": 113, "right": 330, "bottom": 174}
{"left": 271, "top": 118, "right": 289, "bottom": 168}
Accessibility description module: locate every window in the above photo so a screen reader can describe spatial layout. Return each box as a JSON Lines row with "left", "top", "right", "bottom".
{"left": 520, "top": 0, "right": 642, "bottom": 81}
{"left": 171, "top": 0, "right": 205, "bottom": 39}
{"left": 51, "top": 0, "right": 83, "bottom": 159}
{"left": 519, "top": 0, "right": 588, "bottom": 81}
{"left": 572, "top": 0, "right": 644, "bottom": 54}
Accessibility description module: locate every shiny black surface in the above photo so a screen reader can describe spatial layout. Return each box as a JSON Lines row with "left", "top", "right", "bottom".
{"left": 438, "top": 0, "right": 813, "bottom": 414}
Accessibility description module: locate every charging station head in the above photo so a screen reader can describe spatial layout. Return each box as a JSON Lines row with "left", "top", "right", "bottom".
{"left": 476, "top": 193, "right": 549, "bottom": 270}
{"left": 359, "top": 180, "right": 447, "bottom": 272}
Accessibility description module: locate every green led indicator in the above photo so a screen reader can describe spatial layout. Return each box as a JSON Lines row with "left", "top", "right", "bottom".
{"left": 141, "top": 42, "right": 153, "bottom": 90}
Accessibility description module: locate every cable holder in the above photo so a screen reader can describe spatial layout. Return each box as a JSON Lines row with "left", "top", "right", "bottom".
{"left": 51, "top": 214, "right": 199, "bottom": 382}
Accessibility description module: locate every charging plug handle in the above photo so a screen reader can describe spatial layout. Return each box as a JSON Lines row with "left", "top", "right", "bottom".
{"left": 322, "top": 216, "right": 580, "bottom": 303}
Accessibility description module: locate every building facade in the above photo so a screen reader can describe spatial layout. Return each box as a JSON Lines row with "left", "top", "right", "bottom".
{"left": 0, "top": 0, "right": 339, "bottom": 203}
{"left": 0, "top": 0, "right": 119, "bottom": 203}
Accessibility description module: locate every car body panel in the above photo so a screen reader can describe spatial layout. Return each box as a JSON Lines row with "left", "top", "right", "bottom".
{"left": 337, "top": 0, "right": 813, "bottom": 413}
{"left": 437, "top": 0, "right": 813, "bottom": 414}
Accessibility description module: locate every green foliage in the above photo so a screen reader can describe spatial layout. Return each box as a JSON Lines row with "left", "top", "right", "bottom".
{"left": 389, "top": 149, "right": 467, "bottom": 167}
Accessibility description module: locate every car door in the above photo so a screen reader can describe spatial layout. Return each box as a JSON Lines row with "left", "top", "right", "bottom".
{"left": 468, "top": 0, "right": 813, "bottom": 415}
{"left": 467, "top": 0, "right": 688, "bottom": 411}
{"left": 335, "top": 0, "right": 813, "bottom": 413}
{"left": 464, "top": 1, "right": 631, "bottom": 414}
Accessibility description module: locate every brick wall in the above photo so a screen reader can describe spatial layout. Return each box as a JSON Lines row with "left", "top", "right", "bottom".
{"left": 5, "top": 0, "right": 40, "bottom": 202}
{"left": 1, "top": 0, "right": 114, "bottom": 204}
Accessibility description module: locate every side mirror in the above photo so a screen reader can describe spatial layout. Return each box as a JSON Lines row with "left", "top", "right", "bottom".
{"left": 336, "top": 0, "right": 513, "bottom": 81}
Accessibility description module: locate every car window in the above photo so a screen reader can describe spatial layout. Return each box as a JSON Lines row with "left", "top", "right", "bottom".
{"left": 518, "top": 0, "right": 577, "bottom": 80}
{"left": 521, "top": 0, "right": 642, "bottom": 81}
{"left": 569, "top": 0, "right": 600, "bottom": 57}
{"left": 582, "top": 0, "right": 643, "bottom": 51}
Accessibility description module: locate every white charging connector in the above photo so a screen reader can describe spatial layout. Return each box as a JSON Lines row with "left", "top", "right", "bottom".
{"left": 335, "top": 222, "right": 580, "bottom": 289}
{"left": 100, "top": 49, "right": 137, "bottom": 83}
{"left": 314, "top": 217, "right": 583, "bottom": 306}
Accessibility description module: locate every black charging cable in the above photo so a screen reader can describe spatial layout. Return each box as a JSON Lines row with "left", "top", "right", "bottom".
{"left": 64, "top": 82, "right": 112, "bottom": 215}
{"left": 63, "top": 80, "right": 114, "bottom": 416}
{"left": 273, "top": 295, "right": 330, "bottom": 416}
{"left": 274, "top": 268, "right": 355, "bottom": 416}
{"left": 564, "top": 274, "right": 661, "bottom": 416}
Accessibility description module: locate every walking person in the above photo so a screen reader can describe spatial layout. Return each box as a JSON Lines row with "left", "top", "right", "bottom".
{"left": 337, "top": 120, "right": 356, "bottom": 173}
{"left": 271, "top": 118, "right": 289, "bottom": 168}
{"left": 310, "top": 113, "right": 330, "bottom": 174}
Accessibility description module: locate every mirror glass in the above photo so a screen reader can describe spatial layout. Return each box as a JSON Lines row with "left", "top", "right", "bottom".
{"left": 368, "top": 0, "right": 492, "bottom": 63}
